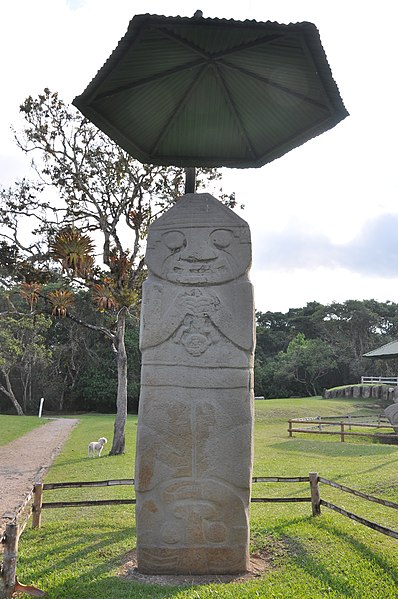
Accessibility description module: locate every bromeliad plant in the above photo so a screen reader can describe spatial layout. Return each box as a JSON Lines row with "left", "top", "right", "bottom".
{"left": 47, "top": 288, "right": 75, "bottom": 318}
{"left": 51, "top": 227, "right": 95, "bottom": 277}
{"left": 19, "top": 282, "right": 41, "bottom": 312}
{"left": 46, "top": 226, "right": 140, "bottom": 456}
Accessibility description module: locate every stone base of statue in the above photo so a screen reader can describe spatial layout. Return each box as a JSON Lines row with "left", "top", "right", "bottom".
{"left": 135, "top": 193, "right": 255, "bottom": 574}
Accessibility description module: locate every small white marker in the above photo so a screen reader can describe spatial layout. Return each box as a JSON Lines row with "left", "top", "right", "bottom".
{"left": 38, "top": 397, "right": 44, "bottom": 418}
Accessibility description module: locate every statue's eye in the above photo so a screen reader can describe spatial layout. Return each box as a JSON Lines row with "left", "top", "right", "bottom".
{"left": 210, "top": 229, "right": 232, "bottom": 249}
{"left": 163, "top": 231, "right": 186, "bottom": 251}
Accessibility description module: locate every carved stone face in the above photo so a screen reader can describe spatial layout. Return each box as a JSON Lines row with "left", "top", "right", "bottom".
{"left": 145, "top": 193, "right": 251, "bottom": 284}
{"left": 146, "top": 226, "right": 251, "bottom": 284}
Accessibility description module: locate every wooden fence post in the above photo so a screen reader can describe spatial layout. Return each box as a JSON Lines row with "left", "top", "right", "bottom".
{"left": 317, "top": 416, "right": 322, "bottom": 431}
{"left": 309, "top": 472, "right": 321, "bottom": 516}
{"left": 288, "top": 420, "right": 292, "bottom": 437}
{"left": 340, "top": 421, "right": 345, "bottom": 442}
{"left": 32, "top": 483, "right": 43, "bottom": 529}
{"left": 1, "top": 523, "right": 18, "bottom": 598}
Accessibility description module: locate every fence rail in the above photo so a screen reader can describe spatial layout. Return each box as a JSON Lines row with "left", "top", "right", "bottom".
{"left": 1, "top": 473, "right": 397, "bottom": 597}
{"left": 33, "top": 474, "right": 398, "bottom": 536}
{"left": 319, "top": 500, "right": 398, "bottom": 539}
{"left": 319, "top": 477, "right": 398, "bottom": 510}
{"left": 42, "top": 478, "right": 134, "bottom": 490}
{"left": 288, "top": 418, "right": 397, "bottom": 443}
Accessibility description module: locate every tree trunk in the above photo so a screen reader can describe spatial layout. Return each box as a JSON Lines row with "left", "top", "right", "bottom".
{"left": 0, "top": 369, "right": 24, "bottom": 415}
{"left": 21, "top": 364, "right": 31, "bottom": 413}
{"left": 109, "top": 308, "right": 128, "bottom": 455}
{"left": 57, "top": 372, "right": 70, "bottom": 412}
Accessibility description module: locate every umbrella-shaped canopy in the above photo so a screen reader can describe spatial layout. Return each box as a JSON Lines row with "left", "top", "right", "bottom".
{"left": 363, "top": 341, "right": 398, "bottom": 360}
{"left": 73, "top": 12, "right": 348, "bottom": 169}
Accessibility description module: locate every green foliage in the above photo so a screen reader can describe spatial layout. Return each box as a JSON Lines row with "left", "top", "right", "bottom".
{"left": 0, "top": 287, "right": 141, "bottom": 415}
{"left": 255, "top": 299, "right": 398, "bottom": 398}
{"left": 0, "top": 312, "right": 52, "bottom": 413}
{"left": 274, "top": 333, "right": 337, "bottom": 396}
{"left": 12, "top": 399, "right": 398, "bottom": 598}
{"left": 70, "top": 319, "right": 141, "bottom": 413}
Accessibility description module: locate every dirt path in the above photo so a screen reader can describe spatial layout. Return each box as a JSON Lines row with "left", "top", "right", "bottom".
{"left": 0, "top": 418, "right": 78, "bottom": 535}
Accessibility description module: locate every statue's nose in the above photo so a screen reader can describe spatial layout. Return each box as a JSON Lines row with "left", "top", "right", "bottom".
{"left": 179, "top": 240, "right": 217, "bottom": 261}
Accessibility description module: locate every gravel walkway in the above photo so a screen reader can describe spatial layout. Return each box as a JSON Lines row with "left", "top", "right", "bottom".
{"left": 0, "top": 418, "right": 78, "bottom": 536}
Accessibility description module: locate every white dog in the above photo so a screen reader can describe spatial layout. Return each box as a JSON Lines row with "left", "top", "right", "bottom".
{"left": 88, "top": 437, "right": 107, "bottom": 458}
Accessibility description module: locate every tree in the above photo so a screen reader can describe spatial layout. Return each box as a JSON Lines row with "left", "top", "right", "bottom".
{"left": 254, "top": 300, "right": 398, "bottom": 398}
{"left": 319, "top": 299, "right": 398, "bottom": 381}
{"left": 46, "top": 308, "right": 98, "bottom": 413}
{"left": 0, "top": 311, "right": 51, "bottom": 414}
{"left": 1, "top": 88, "right": 233, "bottom": 453}
{"left": 70, "top": 316, "right": 141, "bottom": 413}
{"left": 274, "top": 333, "right": 337, "bottom": 396}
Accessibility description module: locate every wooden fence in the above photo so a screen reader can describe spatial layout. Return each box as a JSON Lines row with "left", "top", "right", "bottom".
{"left": 1, "top": 473, "right": 397, "bottom": 597}
{"left": 288, "top": 418, "right": 397, "bottom": 443}
{"left": 17, "top": 475, "right": 398, "bottom": 534}
{"left": 0, "top": 487, "right": 45, "bottom": 598}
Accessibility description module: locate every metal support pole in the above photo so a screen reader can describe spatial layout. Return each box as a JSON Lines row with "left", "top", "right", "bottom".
{"left": 184, "top": 167, "right": 196, "bottom": 194}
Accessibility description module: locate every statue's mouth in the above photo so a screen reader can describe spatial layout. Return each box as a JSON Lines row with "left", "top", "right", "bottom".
{"left": 174, "top": 265, "right": 212, "bottom": 273}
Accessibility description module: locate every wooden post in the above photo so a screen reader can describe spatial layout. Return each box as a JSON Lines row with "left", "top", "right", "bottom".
{"left": 1, "top": 523, "right": 19, "bottom": 598}
{"left": 288, "top": 420, "right": 293, "bottom": 437}
{"left": 32, "top": 483, "right": 43, "bottom": 529}
{"left": 317, "top": 415, "right": 322, "bottom": 431}
{"left": 309, "top": 472, "right": 321, "bottom": 516}
{"left": 340, "top": 421, "right": 345, "bottom": 442}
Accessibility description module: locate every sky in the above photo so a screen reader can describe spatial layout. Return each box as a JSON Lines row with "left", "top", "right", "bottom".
{"left": 1, "top": 0, "right": 398, "bottom": 313}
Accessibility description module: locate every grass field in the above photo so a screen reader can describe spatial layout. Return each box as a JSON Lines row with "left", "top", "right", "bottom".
{"left": 0, "top": 415, "right": 49, "bottom": 446}
{"left": 7, "top": 397, "right": 398, "bottom": 598}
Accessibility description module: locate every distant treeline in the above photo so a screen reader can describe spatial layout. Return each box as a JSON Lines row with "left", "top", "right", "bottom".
{"left": 1, "top": 292, "right": 397, "bottom": 414}
{"left": 254, "top": 299, "right": 398, "bottom": 398}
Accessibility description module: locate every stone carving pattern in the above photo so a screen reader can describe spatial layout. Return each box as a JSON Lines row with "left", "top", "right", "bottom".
{"left": 135, "top": 193, "right": 255, "bottom": 574}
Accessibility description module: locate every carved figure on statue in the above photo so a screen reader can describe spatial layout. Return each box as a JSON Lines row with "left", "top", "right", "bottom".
{"left": 135, "top": 193, "right": 255, "bottom": 575}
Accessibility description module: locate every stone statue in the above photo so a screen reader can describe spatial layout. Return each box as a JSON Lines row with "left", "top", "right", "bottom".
{"left": 135, "top": 193, "right": 255, "bottom": 574}
{"left": 385, "top": 403, "right": 398, "bottom": 433}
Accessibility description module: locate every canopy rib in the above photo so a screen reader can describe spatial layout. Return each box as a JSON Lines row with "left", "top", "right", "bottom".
{"left": 211, "top": 33, "right": 287, "bottom": 59}
{"left": 149, "top": 64, "right": 209, "bottom": 156}
{"left": 154, "top": 25, "right": 211, "bottom": 59}
{"left": 220, "top": 59, "right": 330, "bottom": 110}
{"left": 94, "top": 59, "right": 206, "bottom": 101}
{"left": 213, "top": 64, "right": 258, "bottom": 160}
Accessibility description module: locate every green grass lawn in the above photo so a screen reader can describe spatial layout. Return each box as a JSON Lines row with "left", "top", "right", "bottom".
{"left": 10, "top": 398, "right": 398, "bottom": 598}
{"left": 0, "top": 414, "right": 50, "bottom": 446}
